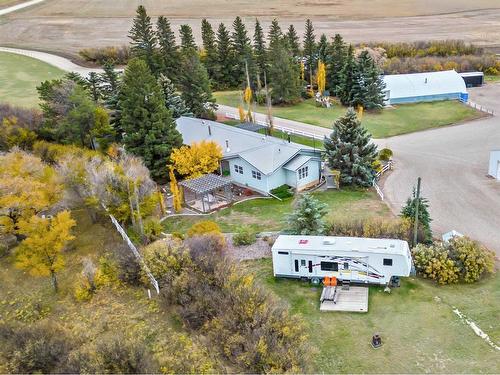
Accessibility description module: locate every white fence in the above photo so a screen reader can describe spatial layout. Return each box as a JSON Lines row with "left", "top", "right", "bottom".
{"left": 225, "top": 112, "right": 324, "bottom": 140}
{"left": 466, "top": 101, "right": 494, "bottom": 115}
{"left": 373, "top": 160, "right": 394, "bottom": 200}
{"left": 105, "top": 209, "right": 160, "bottom": 294}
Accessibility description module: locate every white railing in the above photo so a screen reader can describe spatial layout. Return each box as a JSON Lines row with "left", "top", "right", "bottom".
{"left": 225, "top": 112, "right": 324, "bottom": 140}
{"left": 466, "top": 101, "right": 494, "bottom": 115}
{"left": 373, "top": 160, "right": 393, "bottom": 200}
{"left": 373, "top": 180, "right": 384, "bottom": 200}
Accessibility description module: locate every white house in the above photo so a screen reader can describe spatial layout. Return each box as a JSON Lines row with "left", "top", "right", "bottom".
{"left": 383, "top": 70, "right": 468, "bottom": 105}
{"left": 271, "top": 235, "right": 413, "bottom": 285}
{"left": 175, "top": 117, "right": 322, "bottom": 195}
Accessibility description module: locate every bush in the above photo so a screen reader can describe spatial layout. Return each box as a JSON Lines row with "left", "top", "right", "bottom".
{"left": 184, "top": 234, "right": 226, "bottom": 259}
{"left": 78, "top": 45, "right": 131, "bottom": 65}
{"left": 0, "top": 323, "right": 72, "bottom": 373}
{"left": 378, "top": 148, "right": 393, "bottom": 161}
{"left": 187, "top": 220, "right": 222, "bottom": 237}
{"left": 114, "top": 244, "right": 142, "bottom": 286}
{"left": 171, "top": 231, "right": 185, "bottom": 240}
{"left": 412, "top": 237, "right": 495, "bottom": 284}
{"left": 144, "top": 217, "right": 163, "bottom": 242}
{"left": 270, "top": 184, "right": 293, "bottom": 199}
{"left": 329, "top": 217, "right": 415, "bottom": 243}
{"left": 232, "top": 227, "right": 257, "bottom": 246}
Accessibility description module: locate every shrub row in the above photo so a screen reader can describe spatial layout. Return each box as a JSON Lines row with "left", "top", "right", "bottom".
{"left": 78, "top": 46, "right": 131, "bottom": 65}
{"left": 371, "top": 40, "right": 482, "bottom": 58}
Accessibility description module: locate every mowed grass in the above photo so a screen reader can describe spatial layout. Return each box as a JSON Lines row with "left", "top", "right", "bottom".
{"left": 163, "top": 189, "right": 391, "bottom": 233}
{"left": 0, "top": 51, "right": 64, "bottom": 108}
{"left": 246, "top": 258, "right": 500, "bottom": 373}
{"left": 214, "top": 91, "right": 484, "bottom": 138}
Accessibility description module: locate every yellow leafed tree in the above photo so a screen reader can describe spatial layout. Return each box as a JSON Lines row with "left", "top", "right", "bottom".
{"left": 169, "top": 166, "right": 182, "bottom": 213}
{"left": 171, "top": 141, "right": 223, "bottom": 179}
{"left": 300, "top": 61, "right": 305, "bottom": 81}
{"left": 0, "top": 150, "right": 63, "bottom": 235}
{"left": 15, "top": 210, "right": 76, "bottom": 292}
{"left": 317, "top": 60, "right": 326, "bottom": 96}
{"left": 238, "top": 105, "right": 246, "bottom": 122}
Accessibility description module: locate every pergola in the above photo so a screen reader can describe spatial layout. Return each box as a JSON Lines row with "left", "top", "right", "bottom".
{"left": 179, "top": 173, "right": 233, "bottom": 213}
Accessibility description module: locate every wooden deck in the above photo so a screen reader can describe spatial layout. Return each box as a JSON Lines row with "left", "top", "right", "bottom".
{"left": 320, "top": 286, "right": 369, "bottom": 313}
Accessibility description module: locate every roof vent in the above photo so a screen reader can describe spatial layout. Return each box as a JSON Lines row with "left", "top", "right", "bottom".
{"left": 323, "top": 239, "right": 336, "bottom": 245}
{"left": 425, "top": 78, "right": 428, "bottom": 84}
{"left": 225, "top": 140, "right": 230, "bottom": 153}
{"left": 389, "top": 244, "right": 395, "bottom": 248}
{"left": 208, "top": 125, "right": 212, "bottom": 136}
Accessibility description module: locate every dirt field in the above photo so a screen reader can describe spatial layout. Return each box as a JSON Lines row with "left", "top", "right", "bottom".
{"left": 1, "top": 0, "right": 500, "bottom": 58}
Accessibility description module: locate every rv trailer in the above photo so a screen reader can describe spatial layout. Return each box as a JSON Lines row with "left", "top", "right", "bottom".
{"left": 272, "top": 235, "right": 412, "bottom": 285}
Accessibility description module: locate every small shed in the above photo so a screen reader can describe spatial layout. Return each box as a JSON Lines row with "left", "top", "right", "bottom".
{"left": 179, "top": 174, "right": 233, "bottom": 213}
{"left": 488, "top": 150, "right": 500, "bottom": 180}
{"left": 459, "top": 72, "right": 484, "bottom": 88}
{"left": 383, "top": 70, "right": 468, "bottom": 105}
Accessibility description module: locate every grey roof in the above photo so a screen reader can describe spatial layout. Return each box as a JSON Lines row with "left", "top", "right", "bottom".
{"left": 179, "top": 173, "right": 232, "bottom": 194}
{"left": 383, "top": 70, "right": 467, "bottom": 99}
{"left": 176, "top": 117, "right": 320, "bottom": 175}
{"left": 283, "top": 155, "right": 312, "bottom": 171}
{"left": 272, "top": 235, "right": 409, "bottom": 256}
{"left": 235, "top": 122, "right": 267, "bottom": 132}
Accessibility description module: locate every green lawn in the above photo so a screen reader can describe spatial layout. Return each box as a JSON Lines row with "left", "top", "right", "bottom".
{"left": 215, "top": 91, "right": 484, "bottom": 138}
{"left": 247, "top": 258, "right": 500, "bottom": 373}
{"left": 0, "top": 51, "right": 65, "bottom": 108}
{"left": 485, "top": 75, "right": 500, "bottom": 83}
{"left": 163, "top": 189, "right": 390, "bottom": 233}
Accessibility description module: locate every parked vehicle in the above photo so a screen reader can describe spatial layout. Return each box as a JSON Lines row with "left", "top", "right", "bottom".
{"left": 272, "top": 235, "right": 412, "bottom": 285}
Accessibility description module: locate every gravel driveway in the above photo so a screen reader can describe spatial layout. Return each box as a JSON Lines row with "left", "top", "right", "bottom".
{"left": 380, "top": 83, "right": 500, "bottom": 255}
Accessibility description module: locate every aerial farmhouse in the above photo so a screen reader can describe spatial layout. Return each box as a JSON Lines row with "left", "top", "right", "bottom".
{"left": 175, "top": 117, "right": 322, "bottom": 195}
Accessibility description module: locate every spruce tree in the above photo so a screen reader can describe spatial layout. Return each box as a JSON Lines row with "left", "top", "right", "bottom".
{"left": 286, "top": 194, "right": 328, "bottom": 235}
{"left": 158, "top": 74, "right": 191, "bottom": 119}
{"left": 327, "top": 34, "right": 347, "bottom": 94}
{"left": 401, "top": 189, "right": 432, "bottom": 243}
{"left": 201, "top": 19, "right": 219, "bottom": 83}
{"left": 84, "top": 72, "right": 101, "bottom": 103}
{"left": 178, "top": 51, "right": 217, "bottom": 119}
{"left": 231, "top": 16, "right": 255, "bottom": 86}
{"left": 267, "top": 18, "right": 283, "bottom": 50}
{"left": 317, "top": 34, "right": 329, "bottom": 64}
{"left": 128, "top": 6, "right": 158, "bottom": 75}
{"left": 324, "top": 108, "right": 378, "bottom": 187}
{"left": 179, "top": 24, "right": 197, "bottom": 54}
{"left": 215, "top": 23, "right": 235, "bottom": 89}
{"left": 285, "top": 24, "right": 300, "bottom": 57}
{"left": 268, "top": 40, "right": 301, "bottom": 104}
{"left": 100, "top": 61, "right": 122, "bottom": 140}
{"left": 156, "top": 16, "right": 179, "bottom": 81}
{"left": 303, "top": 19, "right": 317, "bottom": 82}
{"left": 118, "top": 58, "right": 182, "bottom": 180}
{"left": 253, "top": 19, "right": 267, "bottom": 86}
{"left": 356, "top": 51, "right": 386, "bottom": 109}
{"left": 336, "top": 45, "right": 359, "bottom": 106}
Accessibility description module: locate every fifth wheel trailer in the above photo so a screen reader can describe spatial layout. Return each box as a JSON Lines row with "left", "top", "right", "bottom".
{"left": 272, "top": 235, "right": 412, "bottom": 285}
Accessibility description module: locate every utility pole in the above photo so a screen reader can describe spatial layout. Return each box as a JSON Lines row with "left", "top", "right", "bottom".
{"left": 264, "top": 71, "right": 273, "bottom": 134}
{"left": 413, "top": 177, "right": 421, "bottom": 247}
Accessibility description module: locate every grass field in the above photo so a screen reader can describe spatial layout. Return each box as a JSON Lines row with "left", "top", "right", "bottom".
{"left": 485, "top": 75, "right": 500, "bottom": 83}
{"left": 247, "top": 258, "right": 500, "bottom": 373}
{"left": 0, "top": 51, "right": 64, "bottom": 108}
{"left": 215, "top": 91, "right": 484, "bottom": 138}
{"left": 163, "top": 189, "right": 390, "bottom": 234}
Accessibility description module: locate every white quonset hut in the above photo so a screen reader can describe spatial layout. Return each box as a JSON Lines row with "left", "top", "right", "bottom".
{"left": 271, "top": 235, "right": 412, "bottom": 285}
{"left": 488, "top": 150, "right": 500, "bottom": 180}
{"left": 383, "top": 70, "right": 468, "bottom": 105}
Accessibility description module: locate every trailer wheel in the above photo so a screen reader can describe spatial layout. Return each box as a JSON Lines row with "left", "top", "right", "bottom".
{"left": 311, "top": 277, "right": 321, "bottom": 285}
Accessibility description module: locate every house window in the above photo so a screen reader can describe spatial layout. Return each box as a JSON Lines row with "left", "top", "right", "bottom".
{"left": 278, "top": 251, "right": 289, "bottom": 255}
{"left": 234, "top": 164, "right": 243, "bottom": 174}
{"left": 298, "top": 166, "right": 309, "bottom": 180}
{"left": 252, "top": 170, "right": 262, "bottom": 180}
{"left": 320, "top": 262, "right": 338, "bottom": 271}
{"left": 383, "top": 258, "right": 393, "bottom": 266}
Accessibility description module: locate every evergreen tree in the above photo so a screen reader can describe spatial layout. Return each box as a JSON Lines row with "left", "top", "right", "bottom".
{"left": 215, "top": 23, "right": 235, "bottom": 89}
{"left": 201, "top": 19, "right": 219, "bottom": 82}
{"left": 285, "top": 24, "right": 300, "bottom": 57}
{"left": 118, "top": 58, "right": 182, "bottom": 180}
{"left": 156, "top": 16, "right": 179, "bottom": 81}
{"left": 178, "top": 51, "right": 217, "bottom": 119}
{"left": 179, "top": 24, "right": 197, "bottom": 54}
{"left": 324, "top": 108, "right": 377, "bottom": 187}
{"left": 327, "top": 34, "right": 347, "bottom": 94}
{"left": 355, "top": 51, "right": 386, "bottom": 109}
{"left": 401, "top": 189, "right": 432, "bottom": 243}
{"left": 128, "top": 6, "right": 158, "bottom": 75}
{"left": 84, "top": 72, "right": 101, "bottom": 103}
{"left": 336, "top": 45, "right": 359, "bottom": 106}
{"left": 268, "top": 41, "right": 301, "bottom": 104}
{"left": 100, "top": 61, "right": 122, "bottom": 141}
{"left": 303, "top": 19, "right": 317, "bottom": 82}
{"left": 158, "top": 74, "right": 191, "bottom": 119}
{"left": 253, "top": 19, "right": 267, "bottom": 86}
{"left": 231, "top": 16, "right": 255, "bottom": 86}
{"left": 267, "top": 18, "right": 283, "bottom": 50}
{"left": 286, "top": 194, "right": 328, "bottom": 235}
{"left": 317, "top": 34, "right": 329, "bottom": 64}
